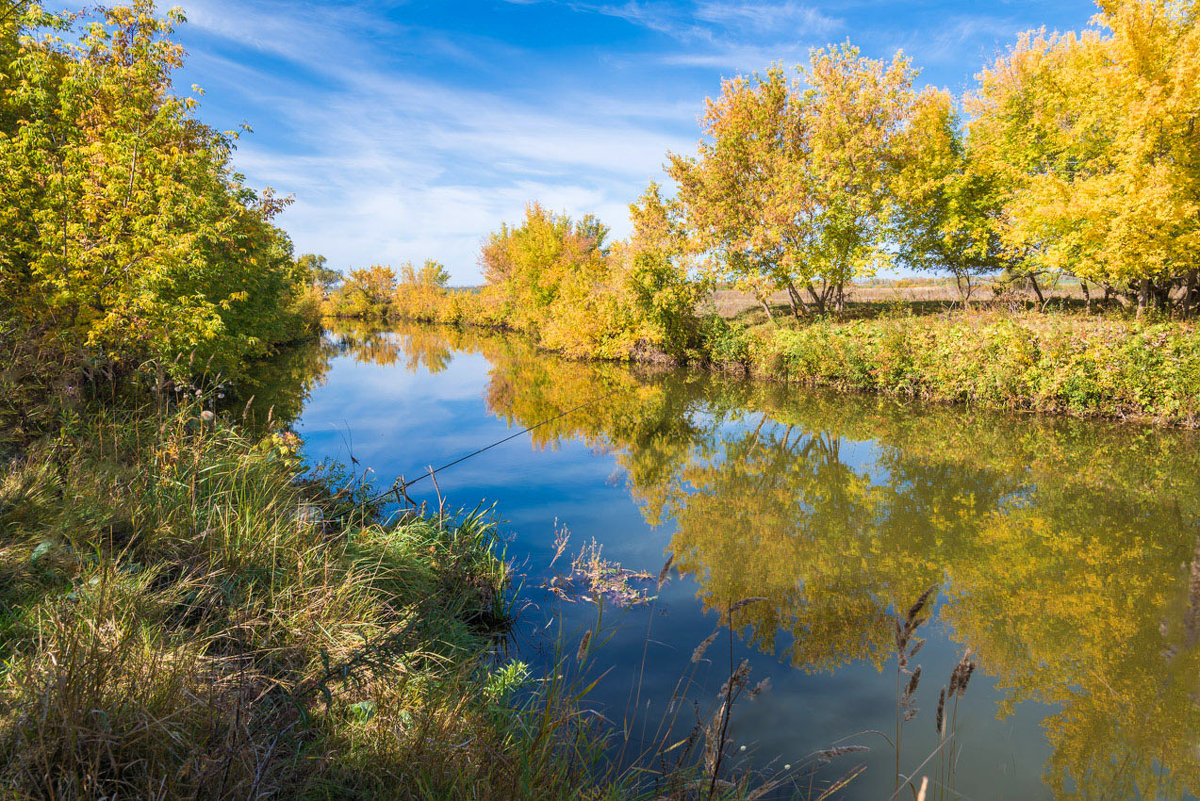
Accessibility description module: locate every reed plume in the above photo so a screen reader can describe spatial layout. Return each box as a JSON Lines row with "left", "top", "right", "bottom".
{"left": 657, "top": 553, "right": 675, "bottom": 589}
{"left": 728, "top": 596, "right": 768, "bottom": 615}
{"left": 902, "top": 666, "right": 922, "bottom": 722}
{"left": 576, "top": 629, "right": 592, "bottom": 663}
{"left": 692, "top": 629, "right": 720, "bottom": 664}
{"left": 894, "top": 585, "right": 937, "bottom": 798}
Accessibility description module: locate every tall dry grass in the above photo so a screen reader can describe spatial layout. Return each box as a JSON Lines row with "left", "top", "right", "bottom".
{"left": 0, "top": 400, "right": 627, "bottom": 800}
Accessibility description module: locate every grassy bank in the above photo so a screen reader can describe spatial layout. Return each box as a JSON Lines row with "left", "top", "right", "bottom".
{"left": 0, "top": 398, "right": 619, "bottom": 799}
{"left": 728, "top": 310, "right": 1200, "bottom": 427}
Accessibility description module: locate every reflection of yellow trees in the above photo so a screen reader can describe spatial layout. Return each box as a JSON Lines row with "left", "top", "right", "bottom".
{"left": 475, "top": 330, "right": 1200, "bottom": 797}
{"left": 325, "top": 319, "right": 453, "bottom": 373}
{"left": 664, "top": 425, "right": 895, "bottom": 670}
{"left": 233, "top": 337, "right": 337, "bottom": 430}
{"left": 662, "top": 401, "right": 1200, "bottom": 798}
{"left": 306, "top": 322, "right": 1200, "bottom": 797}
{"left": 942, "top": 494, "right": 1200, "bottom": 800}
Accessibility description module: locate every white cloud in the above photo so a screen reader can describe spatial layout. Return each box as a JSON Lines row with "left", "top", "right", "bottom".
{"left": 175, "top": 0, "right": 698, "bottom": 282}
{"left": 559, "top": 0, "right": 841, "bottom": 45}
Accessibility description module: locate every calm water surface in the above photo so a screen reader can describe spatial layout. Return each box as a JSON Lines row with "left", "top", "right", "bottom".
{"left": 251, "top": 321, "right": 1200, "bottom": 800}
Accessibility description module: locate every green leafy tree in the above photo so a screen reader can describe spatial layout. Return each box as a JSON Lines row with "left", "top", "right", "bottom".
{"left": 297, "top": 253, "right": 340, "bottom": 293}
{"left": 891, "top": 89, "right": 1012, "bottom": 303}
{"left": 415, "top": 259, "right": 450, "bottom": 289}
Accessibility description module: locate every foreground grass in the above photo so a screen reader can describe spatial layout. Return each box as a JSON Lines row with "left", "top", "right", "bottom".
{"left": 0, "top": 401, "right": 624, "bottom": 800}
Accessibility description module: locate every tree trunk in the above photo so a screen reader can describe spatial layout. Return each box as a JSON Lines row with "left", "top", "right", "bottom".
{"left": 834, "top": 281, "right": 845, "bottom": 313}
{"left": 759, "top": 295, "right": 774, "bottom": 321}
{"left": 1184, "top": 271, "right": 1199, "bottom": 318}
{"left": 1080, "top": 279, "right": 1090, "bottom": 312}
{"left": 1156, "top": 280, "right": 1172, "bottom": 311}
{"left": 785, "top": 282, "right": 805, "bottom": 319}
{"left": 955, "top": 272, "right": 974, "bottom": 307}
{"left": 805, "top": 282, "right": 826, "bottom": 315}
{"left": 1137, "top": 278, "right": 1151, "bottom": 317}
{"left": 1028, "top": 274, "right": 1045, "bottom": 308}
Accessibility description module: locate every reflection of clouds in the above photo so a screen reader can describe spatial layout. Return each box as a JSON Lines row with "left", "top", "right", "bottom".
{"left": 298, "top": 347, "right": 619, "bottom": 497}
{"left": 308, "top": 351, "right": 487, "bottom": 403}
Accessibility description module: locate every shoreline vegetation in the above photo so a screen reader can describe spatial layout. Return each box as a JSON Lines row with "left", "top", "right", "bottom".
{"left": 331, "top": 280, "right": 1200, "bottom": 428}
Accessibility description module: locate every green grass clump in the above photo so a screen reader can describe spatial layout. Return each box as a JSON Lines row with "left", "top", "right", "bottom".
{"left": 0, "top": 402, "right": 617, "bottom": 800}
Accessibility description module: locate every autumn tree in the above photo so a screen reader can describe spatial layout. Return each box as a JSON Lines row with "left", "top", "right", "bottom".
{"left": 400, "top": 259, "right": 450, "bottom": 289}
{"left": 614, "top": 182, "right": 704, "bottom": 354}
{"left": 476, "top": 200, "right": 703, "bottom": 358}
{"left": 391, "top": 259, "right": 452, "bottom": 321}
{"left": 967, "top": 0, "right": 1200, "bottom": 313}
{"left": 297, "top": 253, "right": 340, "bottom": 293}
{"left": 332, "top": 265, "right": 397, "bottom": 319}
{"left": 890, "top": 89, "right": 1013, "bottom": 304}
{"left": 478, "top": 203, "right": 609, "bottom": 327}
{"left": 0, "top": 1, "right": 307, "bottom": 379}
{"left": 669, "top": 45, "right": 920, "bottom": 316}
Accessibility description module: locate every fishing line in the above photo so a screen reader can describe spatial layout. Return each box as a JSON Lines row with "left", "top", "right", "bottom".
{"left": 363, "top": 385, "right": 624, "bottom": 507}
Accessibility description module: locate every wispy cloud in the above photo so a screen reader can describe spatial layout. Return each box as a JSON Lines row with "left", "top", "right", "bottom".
{"left": 550, "top": 0, "right": 842, "bottom": 41}
{"left": 162, "top": 0, "right": 1095, "bottom": 280}
{"left": 174, "top": 0, "right": 700, "bottom": 281}
{"left": 544, "top": 0, "right": 843, "bottom": 70}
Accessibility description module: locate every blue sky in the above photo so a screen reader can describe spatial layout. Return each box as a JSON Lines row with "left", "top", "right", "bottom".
{"left": 161, "top": 0, "right": 1099, "bottom": 282}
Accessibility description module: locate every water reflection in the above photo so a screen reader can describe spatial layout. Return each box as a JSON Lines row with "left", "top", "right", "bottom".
{"left": 229, "top": 335, "right": 337, "bottom": 431}
{"left": 277, "top": 320, "right": 1200, "bottom": 799}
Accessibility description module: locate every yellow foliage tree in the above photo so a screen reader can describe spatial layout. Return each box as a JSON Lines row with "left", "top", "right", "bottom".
{"left": 669, "top": 44, "right": 920, "bottom": 316}
{"left": 0, "top": 1, "right": 306, "bottom": 379}
{"left": 967, "top": 0, "right": 1200, "bottom": 311}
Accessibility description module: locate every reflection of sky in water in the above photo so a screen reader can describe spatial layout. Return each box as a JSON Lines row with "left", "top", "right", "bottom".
{"left": 289, "top": 328, "right": 1200, "bottom": 801}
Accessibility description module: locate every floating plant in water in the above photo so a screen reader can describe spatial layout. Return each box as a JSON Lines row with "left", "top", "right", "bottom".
{"left": 541, "top": 528, "right": 655, "bottom": 607}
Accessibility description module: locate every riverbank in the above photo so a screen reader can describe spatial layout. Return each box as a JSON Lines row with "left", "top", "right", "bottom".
{"left": 339, "top": 291, "right": 1200, "bottom": 427}
{"left": 0, "top": 398, "right": 619, "bottom": 799}
{"left": 732, "top": 311, "right": 1200, "bottom": 427}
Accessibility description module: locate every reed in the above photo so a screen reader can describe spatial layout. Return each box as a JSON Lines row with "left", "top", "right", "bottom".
{"left": 933, "top": 651, "right": 977, "bottom": 801}
{"left": 893, "top": 585, "right": 937, "bottom": 798}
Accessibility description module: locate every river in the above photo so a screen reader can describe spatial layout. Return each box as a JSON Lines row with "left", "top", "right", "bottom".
{"left": 246, "top": 320, "right": 1200, "bottom": 800}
